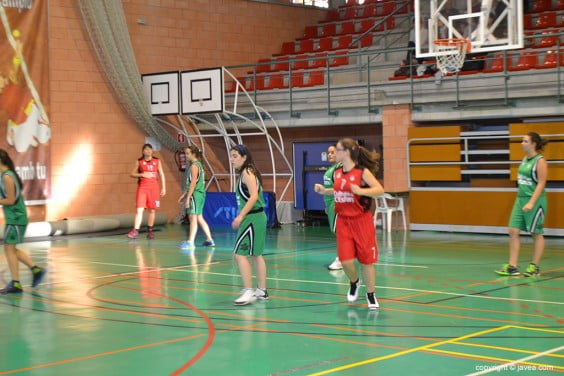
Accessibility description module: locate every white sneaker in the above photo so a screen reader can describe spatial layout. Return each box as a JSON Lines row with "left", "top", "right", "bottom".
{"left": 347, "top": 279, "right": 360, "bottom": 302}
{"left": 233, "top": 288, "right": 257, "bottom": 306}
{"left": 366, "top": 292, "right": 379, "bottom": 310}
{"left": 255, "top": 288, "right": 269, "bottom": 300}
{"left": 327, "top": 258, "right": 343, "bottom": 270}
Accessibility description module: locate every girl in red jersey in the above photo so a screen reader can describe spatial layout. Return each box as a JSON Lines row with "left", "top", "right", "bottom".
{"left": 126, "top": 144, "right": 166, "bottom": 239}
{"left": 315, "top": 138, "right": 384, "bottom": 309}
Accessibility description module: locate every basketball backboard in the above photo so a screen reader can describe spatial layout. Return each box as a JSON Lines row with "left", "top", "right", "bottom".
{"left": 141, "top": 71, "right": 180, "bottom": 116}
{"left": 180, "top": 67, "right": 224, "bottom": 115}
{"left": 414, "top": 0, "right": 523, "bottom": 58}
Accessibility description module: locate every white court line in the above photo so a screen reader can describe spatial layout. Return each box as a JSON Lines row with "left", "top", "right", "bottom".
{"left": 378, "top": 262, "right": 427, "bottom": 268}
{"left": 31, "top": 261, "right": 564, "bottom": 306}
{"left": 465, "top": 345, "right": 564, "bottom": 375}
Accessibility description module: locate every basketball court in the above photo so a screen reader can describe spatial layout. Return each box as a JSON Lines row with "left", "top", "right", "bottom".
{"left": 1, "top": 225, "right": 562, "bottom": 375}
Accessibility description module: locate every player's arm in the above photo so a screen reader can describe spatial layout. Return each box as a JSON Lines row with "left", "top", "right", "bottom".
{"left": 158, "top": 159, "right": 166, "bottom": 196}
{"left": 130, "top": 163, "right": 145, "bottom": 178}
{"left": 0, "top": 174, "right": 17, "bottom": 206}
{"left": 523, "top": 158, "right": 547, "bottom": 211}
{"left": 314, "top": 184, "right": 333, "bottom": 195}
{"left": 232, "top": 169, "right": 259, "bottom": 229}
{"left": 350, "top": 168, "right": 384, "bottom": 197}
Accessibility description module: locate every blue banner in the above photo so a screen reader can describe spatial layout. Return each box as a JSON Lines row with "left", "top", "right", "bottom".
{"left": 203, "top": 192, "right": 278, "bottom": 228}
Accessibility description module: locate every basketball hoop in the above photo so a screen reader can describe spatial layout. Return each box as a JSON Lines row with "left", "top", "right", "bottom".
{"left": 433, "top": 38, "right": 471, "bottom": 74}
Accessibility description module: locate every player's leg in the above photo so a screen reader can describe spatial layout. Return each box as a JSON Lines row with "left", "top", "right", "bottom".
{"left": 197, "top": 215, "right": 214, "bottom": 245}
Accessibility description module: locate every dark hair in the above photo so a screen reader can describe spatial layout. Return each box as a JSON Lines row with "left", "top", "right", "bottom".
{"left": 186, "top": 145, "right": 202, "bottom": 160}
{"left": 0, "top": 149, "right": 23, "bottom": 189}
{"left": 338, "top": 138, "right": 380, "bottom": 176}
{"left": 328, "top": 143, "right": 337, "bottom": 149}
{"left": 527, "top": 132, "right": 548, "bottom": 152}
{"left": 139, "top": 143, "right": 153, "bottom": 160}
{"left": 230, "top": 144, "right": 262, "bottom": 184}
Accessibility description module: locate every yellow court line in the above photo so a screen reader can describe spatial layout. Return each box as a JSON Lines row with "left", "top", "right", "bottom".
{"left": 427, "top": 348, "right": 564, "bottom": 371}
{"left": 453, "top": 341, "right": 564, "bottom": 359}
{"left": 507, "top": 325, "right": 564, "bottom": 335}
{"left": 308, "top": 325, "right": 512, "bottom": 375}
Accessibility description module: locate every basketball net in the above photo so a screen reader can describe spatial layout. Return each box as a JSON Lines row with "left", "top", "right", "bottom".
{"left": 434, "top": 38, "right": 471, "bottom": 74}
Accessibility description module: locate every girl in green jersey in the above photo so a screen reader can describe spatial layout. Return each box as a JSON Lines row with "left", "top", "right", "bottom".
{"left": 496, "top": 132, "right": 548, "bottom": 277}
{"left": 0, "top": 149, "right": 46, "bottom": 294}
{"left": 230, "top": 145, "right": 268, "bottom": 306}
{"left": 178, "top": 145, "right": 214, "bottom": 250}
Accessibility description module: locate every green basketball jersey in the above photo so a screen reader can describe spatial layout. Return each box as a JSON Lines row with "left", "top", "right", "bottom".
{"left": 0, "top": 170, "right": 28, "bottom": 225}
{"left": 323, "top": 163, "right": 339, "bottom": 210}
{"left": 517, "top": 154, "right": 545, "bottom": 198}
{"left": 187, "top": 160, "right": 205, "bottom": 194}
{"left": 236, "top": 168, "right": 265, "bottom": 212}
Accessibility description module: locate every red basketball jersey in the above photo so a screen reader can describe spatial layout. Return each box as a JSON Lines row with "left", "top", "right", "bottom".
{"left": 138, "top": 158, "right": 160, "bottom": 188}
{"left": 333, "top": 166, "right": 372, "bottom": 217}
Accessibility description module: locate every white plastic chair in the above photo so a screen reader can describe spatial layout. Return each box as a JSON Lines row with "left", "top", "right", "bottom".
{"left": 374, "top": 193, "right": 406, "bottom": 233}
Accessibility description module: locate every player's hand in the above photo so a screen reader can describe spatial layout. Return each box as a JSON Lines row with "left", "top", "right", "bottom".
{"left": 160, "top": 188, "right": 166, "bottom": 197}
{"left": 185, "top": 196, "right": 191, "bottom": 208}
{"left": 177, "top": 193, "right": 185, "bottom": 203}
{"left": 142, "top": 172, "right": 153, "bottom": 178}
{"left": 350, "top": 184, "right": 361, "bottom": 195}
{"left": 232, "top": 215, "right": 243, "bottom": 230}
{"left": 314, "top": 184, "right": 324, "bottom": 194}
{"left": 522, "top": 202, "right": 533, "bottom": 212}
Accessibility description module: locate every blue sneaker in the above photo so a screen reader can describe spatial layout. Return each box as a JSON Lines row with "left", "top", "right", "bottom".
{"left": 31, "top": 267, "right": 47, "bottom": 288}
{"left": 202, "top": 240, "right": 215, "bottom": 247}
{"left": 179, "top": 241, "right": 195, "bottom": 250}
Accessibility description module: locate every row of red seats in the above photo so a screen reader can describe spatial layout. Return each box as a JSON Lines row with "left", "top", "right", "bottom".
{"left": 527, "top": 0, "right": 564, "bottom": 14}
{"left": 254, "top": 51, "right": 350, "bottom": 74}
{"left": 298, "top": 17, "right": 395, "bottom": 40}
{"left": 275, "top": 34, "right": 373, "bottom": 57}
{"left": 324, "top": 2, "right": 397, "bottom": 22}
{"left": 525, "top": 11, "right": 564, "bottom": 29}
{"left": 389, "top": 49, "right": 564, "bottom": 81}
{"left": 485, "top": 50, "right": 564, "bottom": 72}
{"left": 226, "top": 71, "right": 325, "bottom": 92}
{"left": 525, "top": 29, "right": 563, "bottom": 48}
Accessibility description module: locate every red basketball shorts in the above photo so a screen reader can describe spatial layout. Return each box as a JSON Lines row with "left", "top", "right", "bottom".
{"left": 136, "top": 186, "right": 160, "bottom": 209}
{"left": 336, "top": 211, "right": 378, "bottom": 264}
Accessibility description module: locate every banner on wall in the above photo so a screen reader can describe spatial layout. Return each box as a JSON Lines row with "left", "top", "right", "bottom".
{"left": 0, "top": 2, "right": 50, "bottom": 204}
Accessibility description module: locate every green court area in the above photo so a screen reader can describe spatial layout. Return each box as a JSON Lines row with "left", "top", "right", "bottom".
{"left": 1, "top": 225, "right": 562, "bottom": 375}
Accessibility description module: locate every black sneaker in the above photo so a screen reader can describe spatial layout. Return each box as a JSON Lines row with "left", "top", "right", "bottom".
{"left": 366, "top": 292, "right": 379, "bottom": 310}
{"left": 0, "top": 281, "right": 23, "bottom": 295}
{"left": 347, "top": 279, "right": 360, "bottom": 302}
{"left": 32, "top": 267, "right": 47, "bottom": 287}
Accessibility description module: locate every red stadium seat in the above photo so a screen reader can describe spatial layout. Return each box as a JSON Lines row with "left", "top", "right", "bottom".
{"left": 554, "top": 0, "right": 564, "bottom": 11}
{"left": 528, "top": 0, "right": 551, "bottom": 13}
{"left": 533, "top": 29, "right": 560, "bottom": 49}
{"left": 343, "top": 7, "right": 357, "bottom": 20}
{"left": 330, "top": 51, "right": 349, "bottom": 67}
{"left": 298, "top": 39, "right": 314, "bottom": 54}
{"left": 290, "top": 71, "right": 305, "bottom": 88}
{"left": 362, "top": 4, "right": 377, "bottom": 18}
{"left": 273, "top": 56, "right": 289, "bottom": 71}
{"left": 317, "top": 37, "right": 334, "bottom": 52}
{"left": 256, "top": 59, "right": 272, "bottom": 73}
{"left": 532, "top": 12, "right": 557, "bottom": 29}
{"left": 299, "top": 26, "right": 318, "bottom": 40}
{"left": 321, "top": 23, "right": 337, "bottom": 37}
{"left": 508, "top": 51, "right": 537, "bottom": 71}
{"left": 275, "top": 42, "right": 295, "bottom": 56}
{"left": 266, "top": 73, "right": 288, "bottom": 90}
{"left": 292, "top": 54, "right": 310, "bottom": 70}
{"left": 379, "top": 2, "right": 396, "bottom": 16}
{"left": 324, "top": 9, "right": 340, "bottom": 23}
{"left": 334, "top": 35, "right": 352, "bottom": 50}
{"left": 360, "top": 19, "right": 375, "bottom": 33}
{"left": 360, "top": 33, "right": 373, "bottom": 48}
{"left": 482, "top": 53, "right": 506, "bottom": 73}
{"left": 304, "top": 70, "right": 325, "bottom": 87}
{"left": 535, "top": 50, "right": 564, "bottom": 68}
{"left": 339, "top": 21, "right": 355, "bottom": 35}
{"left": 310, "top": 52, "right": 328, "bottom": 69}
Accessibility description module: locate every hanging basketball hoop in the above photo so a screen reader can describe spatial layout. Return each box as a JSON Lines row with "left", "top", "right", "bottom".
{"left": 433, "top": 38, "right": 471, "bottom": 74}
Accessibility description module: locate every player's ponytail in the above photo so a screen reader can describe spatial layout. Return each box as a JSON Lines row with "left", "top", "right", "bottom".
{"left": 338, "top": 138, "right": 380, "bottom": 176}
{"left": 527, "top": 132, "right": 548, "bottom": 152}
{"left": 0, "top": 149, "right": 23, "bottom": 189}
{"left": 187, "top": 145, "right": 202, "bottom": 160}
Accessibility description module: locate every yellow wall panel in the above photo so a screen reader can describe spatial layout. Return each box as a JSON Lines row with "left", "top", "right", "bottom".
{"left": 410, "top": 166, "right": 461, "bottom": 181}
{"left": 408, "top": 125, "right": 461, "bottom": 144}
{"left": 410, "top": 144, "right": 461, "bottom": 162}
{"left": 410, "top": 191, "right": 563, "bottom": 228}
